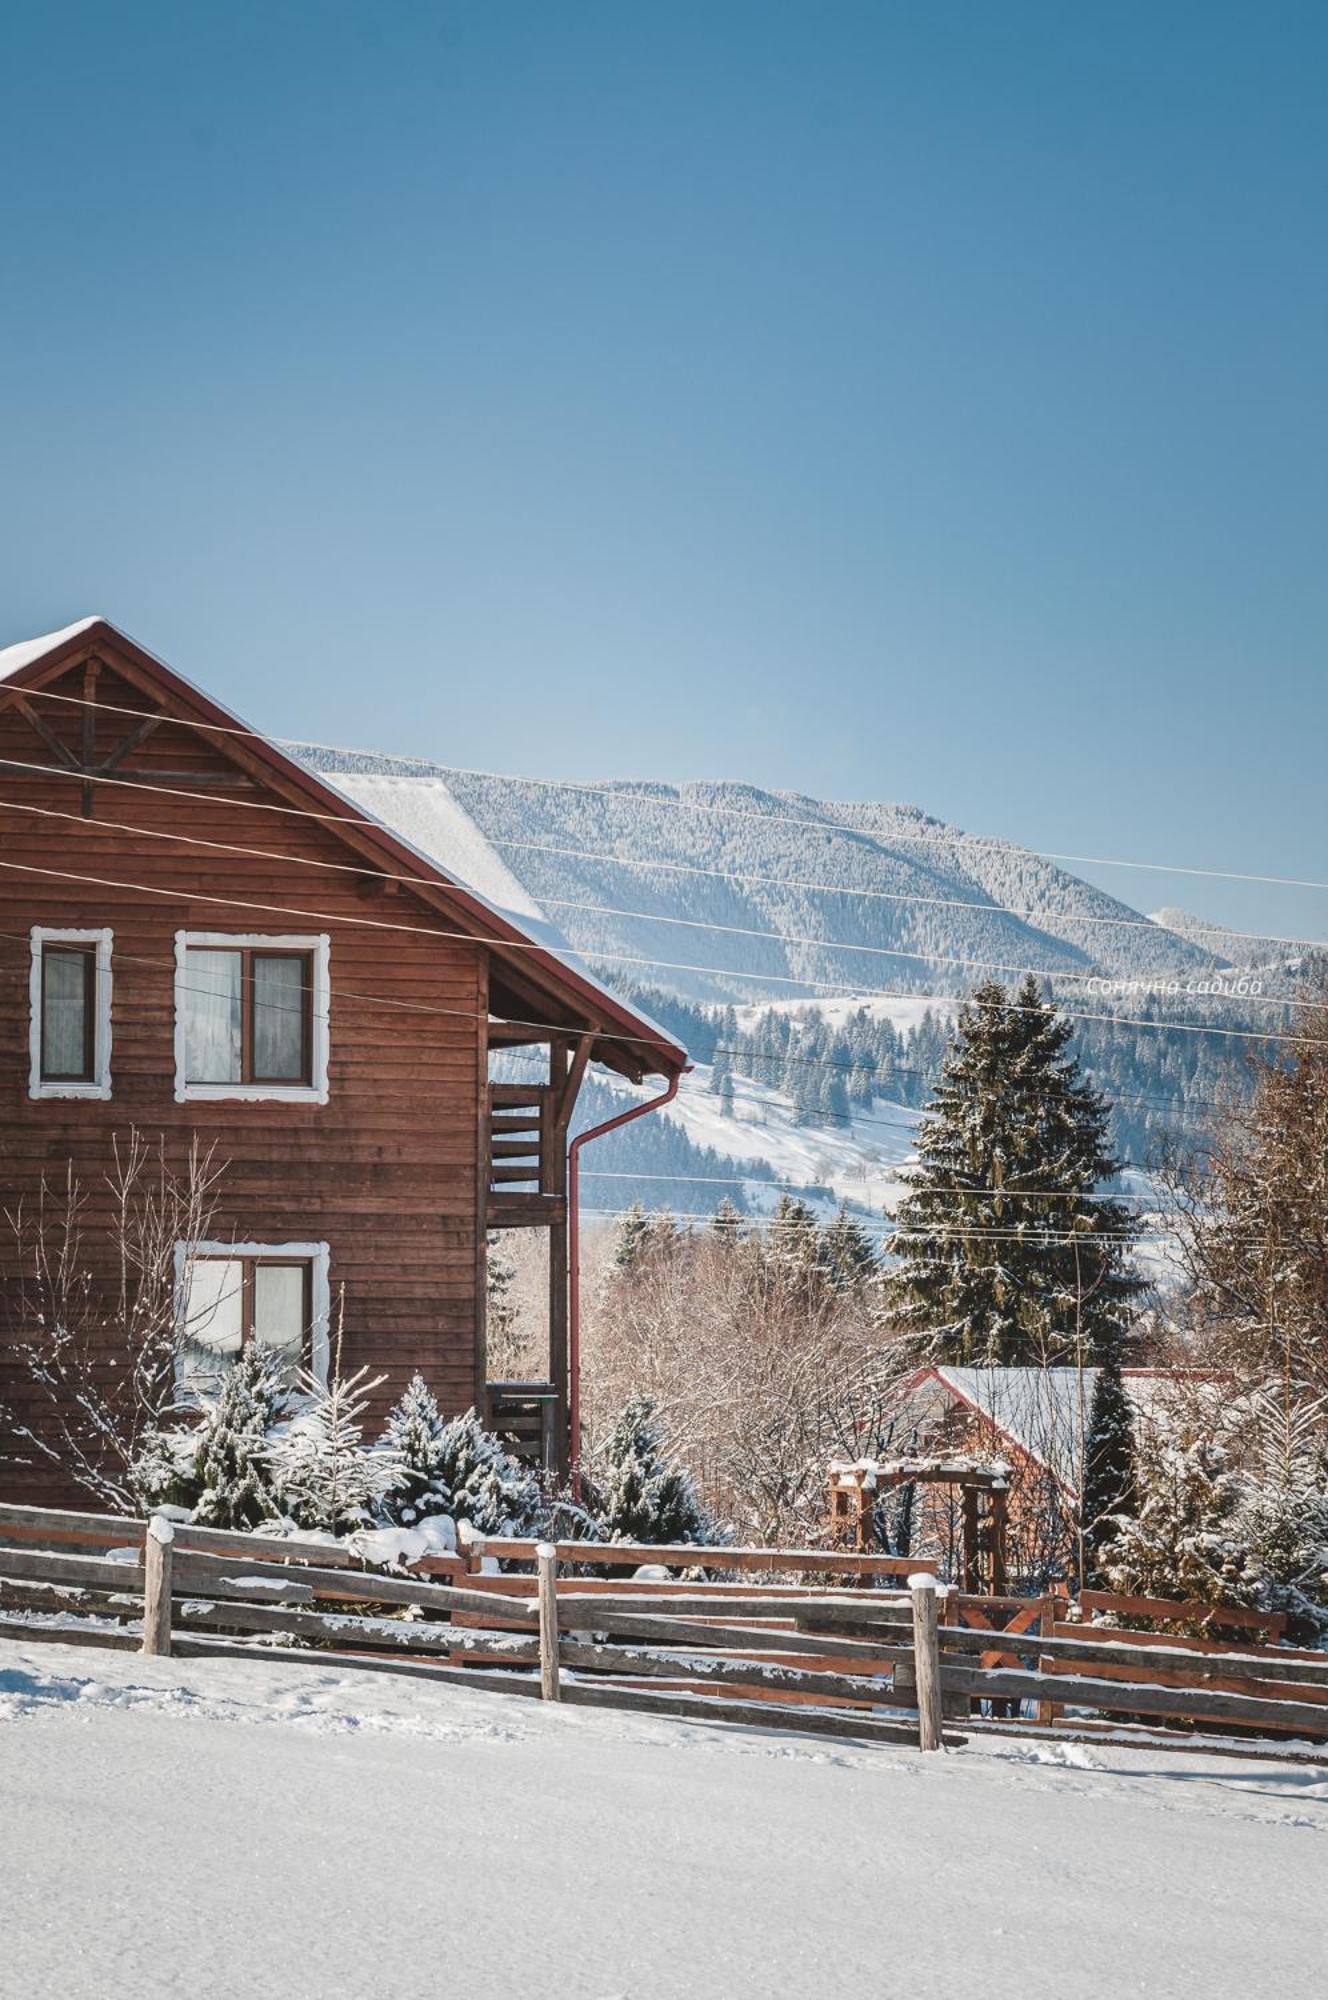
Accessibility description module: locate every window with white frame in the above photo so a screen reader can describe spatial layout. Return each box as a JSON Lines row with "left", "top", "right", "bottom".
{"left": 174, "top": 933, "right": 330, "bottom": 1103}
{"left": 29, "top": 927, "right": 113, "bottom": 1099}
{"left": 176, "top": 1241, "right": 330, "bottom": 1391}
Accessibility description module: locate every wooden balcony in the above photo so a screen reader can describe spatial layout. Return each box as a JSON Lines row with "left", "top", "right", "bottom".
{"left": 485, "top": 1082, "right": 565, "bottom": 1229}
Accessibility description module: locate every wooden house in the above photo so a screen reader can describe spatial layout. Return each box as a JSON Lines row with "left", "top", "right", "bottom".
{"left": 845, "top": 1365, "right": 1224, "bottom": 1588}
{"left": 0, "top": 617, "right": 687, "bottom": 1502}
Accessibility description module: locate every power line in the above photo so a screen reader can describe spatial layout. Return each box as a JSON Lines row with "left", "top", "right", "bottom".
{"left": 0, "top": 813, "right": 1320, "bottom": 1051}
{"left": 0, "top": 919, "right": 1182, "bottom": 1203}
{"left": 0, "top": 907, "right": 1231, "bottom": 1133}
{"left": 577, "top": 1205, "right": 1168, "bottom": 1242}
{"left": 533, "top": 889, "right": 1314, "bottom": 1007}
{"left": 500, "top": 1028, "right": 1244, "bottom": 1125}
{"left": 578, "top": 1168, "right": 1162, "bottom": 1205}
{"left": 3, "top": 786, "right": 1309, "bottom": 1015}
{"left": 0, "top": 756, "right": 1316, "bottom": 998}
{"left": 465, "top": 832, "right": 1328, "bottom": 955}
{"left": 17, "top": 676, "right": 1328, "bottom": 897}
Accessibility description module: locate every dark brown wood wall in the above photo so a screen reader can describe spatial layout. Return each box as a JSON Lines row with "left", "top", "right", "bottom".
{"left": 0, "top": 643, "right": 488, "bottom": 1504}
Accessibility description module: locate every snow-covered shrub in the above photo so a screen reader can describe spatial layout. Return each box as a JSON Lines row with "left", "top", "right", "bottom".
{"left": 271, "top": 1366, "right": 399, "bottom": 1537}
{"left": 376, "top": 1373, "right": 453, "bottom": 1527}
{"left": 1098, "top": 1430, "right": 1260, "bottom": 1626}
{"left": 432, "top": 1407, "right": 541, "bottom": 1535}
{"left": 534, "top": 1479, "right": 604, "bottom": 1545}
{"left": 590, "top": 1394, "right": 718, "bottom": 1546}
{"left": 1237, "top": 1473, "right": 1328, "bottom": 1644}
{"left": 132, "top": 1348, "right": 291, "bottom": 1528}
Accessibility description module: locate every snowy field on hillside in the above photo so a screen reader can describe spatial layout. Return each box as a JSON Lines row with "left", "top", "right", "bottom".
{"left": 664, "top": 1066, "right": 921, "bottom": 1219}
{"left": 735, "top": 993, "right": 959, "bottom": 1036}
{"left": 3, "top": 1637, "right": 1325, "bottom": 1999}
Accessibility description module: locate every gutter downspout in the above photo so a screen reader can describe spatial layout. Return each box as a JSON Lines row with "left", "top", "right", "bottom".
{"left": 567, "top": 1069, "right": 684, "bottom": 1480}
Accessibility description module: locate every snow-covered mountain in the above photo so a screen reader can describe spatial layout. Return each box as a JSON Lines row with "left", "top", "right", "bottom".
{"left": 303, "top": 754, "right": 1261, "bottom": 1251}
{"left": 1148, "top": 906, "right": 1280, "bottom": 971}
{"left": 306, "top": 759, "right": 1224, "bottom": 1005}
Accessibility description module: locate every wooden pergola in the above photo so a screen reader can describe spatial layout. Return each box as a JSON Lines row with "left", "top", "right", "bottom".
{"left": 829, "top": 1456, "right": 1011, "bottom": 1595}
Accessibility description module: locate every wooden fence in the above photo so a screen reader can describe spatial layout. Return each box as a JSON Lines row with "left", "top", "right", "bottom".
{"left": 1, "top": 1504, "right": 1325, "bottom": 1758}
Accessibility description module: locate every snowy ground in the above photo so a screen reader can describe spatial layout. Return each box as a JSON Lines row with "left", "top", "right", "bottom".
{"left": 3, "top": 1638, "right": 1325, "bottom": 1998}
{"left": 733, "top": 994, "right": 959, "bottom": 1037}
{"left": 664, "top": 1066, "right": 922, "bottom": 1219}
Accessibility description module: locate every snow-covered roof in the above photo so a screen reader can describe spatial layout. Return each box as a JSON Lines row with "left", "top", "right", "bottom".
{"left": 916, "top": 1366, "right": 1226, "bottom": 1495}
{"left": 318, "top": 771, "right": 679, "bottom": 1056}
{"left": 325, "top": 772, "right": 573, "bottom": 960}
{"left": 0, "top": 617, "right": 106, "bottom": 682}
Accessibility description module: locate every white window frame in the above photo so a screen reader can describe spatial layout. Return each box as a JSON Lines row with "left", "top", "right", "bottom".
{"left": 174, "top": 1239, "right": 332, "bottom": 1388}
{"left": 29, "top": 927, "right": 113, "bottom": 1100}
{"left": 173, "top": 931, "right": 330, "bottom": 1105}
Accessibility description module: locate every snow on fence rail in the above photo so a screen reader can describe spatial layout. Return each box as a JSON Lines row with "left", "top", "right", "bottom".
{"left": 1, "top": 1504, "right": 1324, "bottom": 1757}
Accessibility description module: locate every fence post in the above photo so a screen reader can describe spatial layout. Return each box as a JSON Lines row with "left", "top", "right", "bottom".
{"left": 142, "top": 1515, "right": 174, "bottom": 1658}
{"left": 909, "top": 1571, "right": 943, "bottom": 1752}
{"left": 1037, "top": 1590, "right": 1061, "bottom": 1727}
{"left": 537, "top": 1542, "right": 561, "bottom": 1702}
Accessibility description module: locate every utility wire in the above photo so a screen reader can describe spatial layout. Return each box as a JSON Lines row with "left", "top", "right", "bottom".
{"left": 0, "top": 814, "right": 1319, "bottom": 1050}
{"left": 17, "top": 678, "right": 1328, "bottom": 896}
{"left": 2, "top": 915, "right": 1232, "bottom": 1130}
{"left": 3, "top": 787, "right": 1310, "bottom": 1013}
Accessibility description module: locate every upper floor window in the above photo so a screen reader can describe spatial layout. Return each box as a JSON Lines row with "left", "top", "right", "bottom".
{"left": 174, "top": 932, "right": 330, "bottom": 1104}
{"left": 29, "top": 927, "right": 113, "bottom": 1100}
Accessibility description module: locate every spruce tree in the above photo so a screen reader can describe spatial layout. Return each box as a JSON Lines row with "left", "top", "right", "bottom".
{"left": 710, "top": 1196, "right": 746, "bottom": 1244}
{"left": 594, "top": 1394, "right": 716, "bottom": 1544}
{"left": 378, "top": 1373, "right": 452, "bottom": 1526}
{"left": 433, "top": 1407, "right": 542, "bottom": 1534}
{"left": 1079, "top": 1352, "right": 1137, "bottom": 1583}
{"left": 769, "top": 1194, "right": 822, "bottom": 1279}
{"left": 272, "top": 1365, "right": 398, "bottom": 1536}
{"left": 132, "top": 1348, "right": 289, "bottom": 1528}
{"left": 885, "top": 976, "right": 1141, "bottom": 1365}
{"left": 485, "top": 1235, "right": 524, "bottom": 1378}
{"left": 612, "top": 1201, "right": 652, "bottom": 1274}
{"left": 820, "top": 1205, "right": 880, "bottom": 1290}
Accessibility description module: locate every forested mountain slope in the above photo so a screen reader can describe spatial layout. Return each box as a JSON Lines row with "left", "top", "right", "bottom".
{"left": 305, "top": 757, "right": 1225, "bottom": 1004}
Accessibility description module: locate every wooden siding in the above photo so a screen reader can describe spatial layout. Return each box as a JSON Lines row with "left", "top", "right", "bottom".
{"left": 0, "top": 642, "right": 489, "bottom": 1503}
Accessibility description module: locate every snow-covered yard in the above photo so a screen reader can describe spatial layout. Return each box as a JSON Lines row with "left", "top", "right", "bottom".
{"left": 2, "top": 1637, "right": 1325, "bottom": 1998}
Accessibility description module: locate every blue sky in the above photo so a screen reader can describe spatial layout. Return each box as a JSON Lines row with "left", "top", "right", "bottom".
{"left": 2, "top": 2, "right": 1325, "bottom": 942}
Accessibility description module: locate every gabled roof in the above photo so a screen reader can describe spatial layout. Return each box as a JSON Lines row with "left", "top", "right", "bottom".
{"left": 0, "top": 617, "right": 687, "bottom": 1081}
{"left": 909, "top": 1364, "right": 1231, "bottom": 1497}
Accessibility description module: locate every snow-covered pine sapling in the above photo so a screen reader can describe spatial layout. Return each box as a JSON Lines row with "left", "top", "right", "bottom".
{"left": 593, "top": 1393, "right": 718, "bottom": 1546}
{"left": 273, "top": 1364, "right": 398, "bottom": 1537}
{"left": 1234, "top": 1387, "right": 1328, "bottom": 1643}
{"left": 433, "top": 1406, "right": 542, "bottom": 1535}
{"left": 189, "top": 1346, "right": 292, "bottom": 1528}
{"left": 132, "top": 1345, "right": 291, "bottom": 1528}
{"left": 1238, "top": 1471, "right": 1328, "bottom": 1644}
{"left": 377, "top": 1372, "right": 453, "bottom": 1526}
{"left": 1098, "top": 1429, "right": 1260, "bottom": 1626}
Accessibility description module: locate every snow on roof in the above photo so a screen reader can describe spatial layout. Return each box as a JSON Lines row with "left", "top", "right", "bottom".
{"left": 312, "top": 774, "right": 682, "bottom": 1060}
{"left": 0, "top": 617, "right": 105, "bottom": 682}
{"left": 924, "top": 1366, "right": 1226, "bottom": 1495}
{"left": 327, "top": 772, "right": 571, "bottom": 957}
